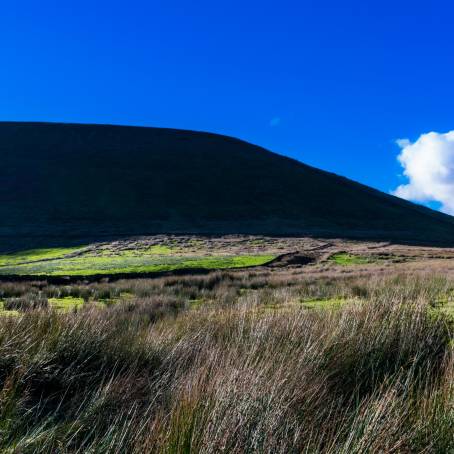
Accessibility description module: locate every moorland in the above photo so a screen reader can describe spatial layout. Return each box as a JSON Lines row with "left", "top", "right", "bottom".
{"left": 0, "top": 123, "right": 453, "bottom": 453}
{"left": 0, "top": 235, "right": 452, "bottom": 452}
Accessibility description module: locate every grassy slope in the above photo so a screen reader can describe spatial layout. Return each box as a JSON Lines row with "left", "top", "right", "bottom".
{"left": 0, "top": 247, "right": 83, "bottom": 266}
{"left": 0, "top": 246, "right": 274, "bottom": 276}
{"left": 2, "top": 122, "right": 454, "bottom": 251}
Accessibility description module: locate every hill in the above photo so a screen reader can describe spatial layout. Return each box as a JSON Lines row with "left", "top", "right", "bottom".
{"left": 1, "top": 121, "right": 454, "bottom": 250}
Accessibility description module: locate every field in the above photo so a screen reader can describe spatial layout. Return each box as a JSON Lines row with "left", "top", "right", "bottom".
{"left": 4, "top": 234, "right": 454, "bottom": 279}
{"left": 0, "top": 236, "right": 452, "bottom": 452}
{"left": 0, "top": 237, "right": 282, "bottom": 277}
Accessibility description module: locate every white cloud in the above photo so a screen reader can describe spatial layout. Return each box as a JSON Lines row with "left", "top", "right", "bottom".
{"left": 393, "top": 130, "right": 454, "bottom": 214}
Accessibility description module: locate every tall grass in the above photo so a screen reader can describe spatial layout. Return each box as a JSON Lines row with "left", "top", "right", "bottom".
{"left": 0, "top": 273, "right": 452, "bottom": 453}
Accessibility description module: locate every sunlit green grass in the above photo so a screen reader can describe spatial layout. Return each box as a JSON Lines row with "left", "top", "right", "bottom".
{"left": 0, "top": 244, "right": 175, "bottom": 269}
{"left": 0, "top": 301, "right": 20, "bottom": 317}
{"left": 329, "top": 252, "right": 372, "bottom": 265}
{"left": 261, "top": 297, "right": 349, "bottom": 313}
{"left": 441, "top": 300, "right": 454, "bottom": 317}
{"left": 300, "top": 297, "right": 348, "bottom": 309}
{"left": 0, "top": 247, "right": 85, "bottom": 266}
{"left": 0, "top": 253, "right": 275, "bottom": 276}
{"left": 0, "top": 297, "right": 114, "bottom": 315}
{"left": 430, "top": 298, "right": 454, "bottom": 320}
{"left": 145, "top": 244, "right": 174, "bottom": 254}
{"left": 48, "top": 297, "right": 85, "bottom": 312}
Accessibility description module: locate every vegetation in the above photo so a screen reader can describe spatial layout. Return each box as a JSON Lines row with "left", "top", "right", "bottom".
{"left": 300, "top": 296, "right": 347, "bottom": 309}
{"left": 329, "top": 252, "right": 372, "bottom": 265}
{"left": 0, "top": 301, "right": 19, "bottom": 316}
{"left": 0, "top": 247, "right": 84, "bottom": 266}
{"left": 0, "top": 271, "right": 451, "bottom": 452}
{"left": 0, "top": 244, "right": 275, "bottom": 276}
{"left": 3, "top": 122, "right": 454, "bottom": 452}
{"left": 48, "top": 297, "right": 85, "bottom": 312}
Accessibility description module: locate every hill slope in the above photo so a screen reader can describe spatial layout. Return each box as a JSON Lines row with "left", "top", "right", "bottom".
{"left": 1, "top": 121, "right": 454, "bottom": 249}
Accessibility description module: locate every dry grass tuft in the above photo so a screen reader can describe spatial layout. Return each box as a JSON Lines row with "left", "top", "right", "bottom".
{"left": 0, "top": 272, "right": 452, "bottom": 452}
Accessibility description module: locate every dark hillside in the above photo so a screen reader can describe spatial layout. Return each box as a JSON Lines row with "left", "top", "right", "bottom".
{"left": 1, "top": 122, "right": 454, "bottom": 250}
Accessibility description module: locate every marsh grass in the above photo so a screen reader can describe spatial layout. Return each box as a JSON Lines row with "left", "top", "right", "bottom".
{"left": 0, "top": 273, "right": 452, "bottom": 452}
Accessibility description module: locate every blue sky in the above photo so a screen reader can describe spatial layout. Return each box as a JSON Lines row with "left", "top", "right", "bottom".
{"left": 2, "top": 0, "right": 453, "bottom": 202}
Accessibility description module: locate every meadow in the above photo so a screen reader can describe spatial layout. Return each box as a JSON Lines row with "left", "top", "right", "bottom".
{"left": 0, "top": 234, "right": 436, "bottom": 279}
{"left": 0, "top": 260, "right": 452, "bottom": 453}
{"left": 0, "top": 238, "right": 277, "bottom": 276}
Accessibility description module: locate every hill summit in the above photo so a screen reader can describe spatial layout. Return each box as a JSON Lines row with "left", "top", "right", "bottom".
{"left": 1, "top": 121, "right": 454, "bottom": 249}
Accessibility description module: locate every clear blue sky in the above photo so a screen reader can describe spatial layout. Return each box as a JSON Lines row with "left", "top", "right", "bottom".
{"left": 2, "top": 0, "right": 453, "bottom": 198}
